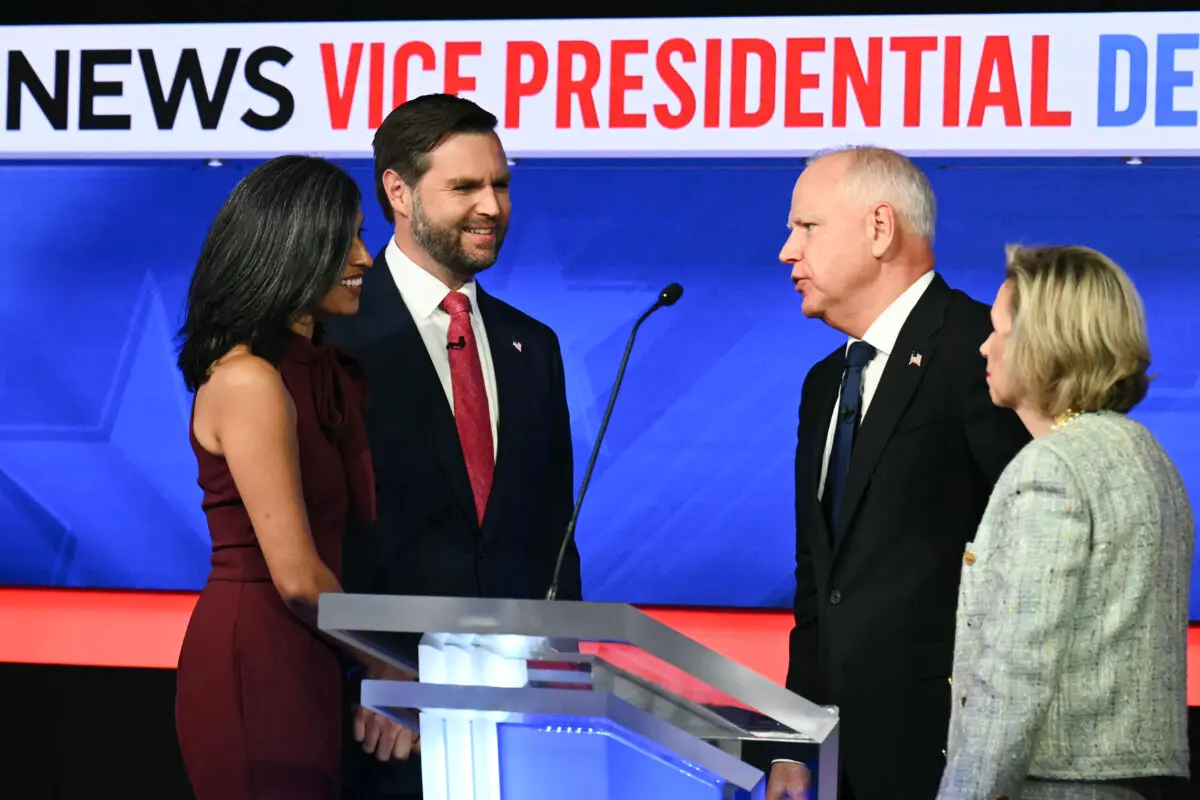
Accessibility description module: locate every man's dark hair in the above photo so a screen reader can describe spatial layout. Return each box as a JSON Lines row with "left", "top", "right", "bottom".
{"left": 176, "top": 155, "right": 361, "bottom": 392}
{"left": 372, "top": 93, "right": 498, "bottom": 223}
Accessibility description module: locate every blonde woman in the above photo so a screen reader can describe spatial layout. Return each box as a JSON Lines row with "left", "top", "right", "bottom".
{"left": 938, "top": 245, "right": 1192, "bottom": 799}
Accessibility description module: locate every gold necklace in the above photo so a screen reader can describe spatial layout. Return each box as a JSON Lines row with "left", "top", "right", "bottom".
{"left": 1051, "top": 409, "right": 1084, "bottom": 430}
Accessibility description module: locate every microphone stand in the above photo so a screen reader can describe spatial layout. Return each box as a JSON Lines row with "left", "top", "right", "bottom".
{"left": 545, "top": 283, "right": 683, "bottom": 601}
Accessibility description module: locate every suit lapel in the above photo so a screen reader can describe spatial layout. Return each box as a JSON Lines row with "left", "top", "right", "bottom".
{"left": 808, "top": 352, "right": 844, "bottom": 553}
{"left": 832, "top": 275, "right": 951, "bottom": 549}
{"left": 367, "top": 246, "right": 478, "bottom": 529}
{"left": 476, "top": 287, "right": 530, "bottom": 543}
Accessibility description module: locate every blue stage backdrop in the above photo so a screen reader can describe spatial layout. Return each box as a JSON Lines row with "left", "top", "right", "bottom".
{"left": 0, "top": 157, "right": 1197, "bottom": 616}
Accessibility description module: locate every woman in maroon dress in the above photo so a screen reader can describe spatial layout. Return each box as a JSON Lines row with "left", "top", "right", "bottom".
{"left": 174, "top": 156, "right": 410, "bottom": 799}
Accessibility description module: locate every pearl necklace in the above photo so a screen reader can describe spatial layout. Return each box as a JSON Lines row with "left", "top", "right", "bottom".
{"left": 1051, "top": 409, "right": 1084, "bottom": 430}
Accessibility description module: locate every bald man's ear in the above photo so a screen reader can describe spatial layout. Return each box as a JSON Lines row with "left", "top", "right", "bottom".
{"left": 867, "top": 202, "right": 897, "bottom": 259}
{"left": 381, "top": 170, "right": 412, "bottom": 222}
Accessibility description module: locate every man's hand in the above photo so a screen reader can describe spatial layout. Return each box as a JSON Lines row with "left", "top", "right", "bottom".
{"left": 766, "top": 761, "right": 812, "bottom": 800}
{"left": 353, "top": 705, "right": 420, "bottom": 762}
{"left": 354, "top": 659, "right": 421, "bottom": 761}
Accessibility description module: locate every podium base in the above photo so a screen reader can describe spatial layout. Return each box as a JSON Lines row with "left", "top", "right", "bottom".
{"left": 496, "top": 718, "right": 764, "bottom": 800}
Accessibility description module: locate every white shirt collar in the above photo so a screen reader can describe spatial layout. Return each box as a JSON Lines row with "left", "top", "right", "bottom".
{"left": 850, "top": 270, "right": 936, "bottom": 357}
{"left": 385, "top": 237, "right": 480, "bottom": 319}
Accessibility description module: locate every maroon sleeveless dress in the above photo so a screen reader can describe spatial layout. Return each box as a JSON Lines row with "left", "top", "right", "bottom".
{"left": 176, "top": 331, "right": 375, "bottom": 800}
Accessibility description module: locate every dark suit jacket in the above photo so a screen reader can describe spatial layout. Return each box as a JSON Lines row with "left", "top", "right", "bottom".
{"left": 324, "top": 245, "right": 581, "bottom": 797}
{"left": 761, "top": 274, "right": 1029, "bottom": 799}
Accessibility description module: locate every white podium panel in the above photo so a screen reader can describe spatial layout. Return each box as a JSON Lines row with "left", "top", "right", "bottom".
{"left": 320, "top": 595, "right": 839, "bottom": 800}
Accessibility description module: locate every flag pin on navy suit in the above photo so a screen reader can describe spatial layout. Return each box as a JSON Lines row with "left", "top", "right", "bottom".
{"left": 908, "top": 351, "right": 922, "bottom": 367}
{"left": 513, "top": 340, "right": 523, "bottom": 353}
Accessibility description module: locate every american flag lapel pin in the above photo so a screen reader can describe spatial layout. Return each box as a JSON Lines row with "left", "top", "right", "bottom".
{"left": 908, "top": 351, "right": 923, "bottom": 367}
{"left": 513, "top": 340, "right": 523, "bottom": 353}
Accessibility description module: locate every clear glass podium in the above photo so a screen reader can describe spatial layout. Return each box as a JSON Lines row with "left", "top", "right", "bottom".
{"left": 319, "top": 595, "right": 838, "bottom": 800}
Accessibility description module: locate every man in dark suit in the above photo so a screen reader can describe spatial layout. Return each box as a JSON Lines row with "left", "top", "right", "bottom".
{"left": 761, "top": 147, "right": 1030, "bottom": 800}
{"left": 324, "top": 93, "right": 581, "bottom": 800}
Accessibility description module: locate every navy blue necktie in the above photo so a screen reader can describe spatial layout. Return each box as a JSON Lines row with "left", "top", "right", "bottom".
{"left": 823, "top": 340, "right": 877, "bottom": 535}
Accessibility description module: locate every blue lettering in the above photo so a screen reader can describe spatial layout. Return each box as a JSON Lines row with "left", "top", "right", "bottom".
{"left": 1097, "top": 34, "right": 1147, "bottom": 127}
{"left": 1155, "top": 33, "right": 1199, "bottom": 127}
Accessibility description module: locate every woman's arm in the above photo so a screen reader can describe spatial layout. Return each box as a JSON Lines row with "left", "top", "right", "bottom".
{"left": 201, "top": 354, "right": 415, "bottom": 760}
{"left": 939, "top": 445, "right": 1091, "bottom": 797}
{"left": 206, "top": 354, "right": 339, "bottom": 616}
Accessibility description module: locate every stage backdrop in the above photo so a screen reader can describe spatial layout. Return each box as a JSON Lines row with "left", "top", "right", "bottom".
{"left": 0, "top": 155, "right": 1197, "bottom": 614}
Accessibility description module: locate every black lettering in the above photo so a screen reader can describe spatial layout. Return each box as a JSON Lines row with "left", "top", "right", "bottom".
{"left": 79, "top": 49, "right": 132, "bottom": 130}
{"left": 241, "top": 46, "right": 294, "bottom": 131}
{"left": 6, "top": 50, "right": 69, "bottom": 130}
{"left": 138, "top": 48, "right": 240, "bottom": 129}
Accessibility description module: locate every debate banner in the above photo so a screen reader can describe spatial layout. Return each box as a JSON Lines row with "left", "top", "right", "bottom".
{"left": 1, "top": 12, "right": 1199, "bottom": 158}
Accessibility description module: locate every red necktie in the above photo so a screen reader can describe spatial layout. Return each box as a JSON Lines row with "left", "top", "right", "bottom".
{"left": 440, "top": 291, "right": 494, "bottom": 526}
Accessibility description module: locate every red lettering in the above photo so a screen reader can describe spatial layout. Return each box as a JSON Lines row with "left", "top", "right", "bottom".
{"left": 610, "top": 40, "right": 649, "bottom": 128}
{"left": 730, "top": 39, "right": 776, "bottom": 128}
{"left": 389, "top": 42, "right": 436, "bottom": 122}
{"left": 1030, "top": 35, "right": 1070, "bottom": 127}
{"left": 784, "top": 38, "right": 824, "bottom": 128}
{"left": 704, "top": 39, "right": 722, "bottom": 127}
{"left": 943, "top": 36, "right": 962, "bottom": 127}
{"left": 832, "top": 37, "right": 882, "bottom": 127}
{"left": 654, "top": 38, "right": 696, "bottom": 129}
{"left": 890, "top": 37, "right": 937, "bottom": 127}
{"left": 504, "top": 42, "right": 548, "bottom": 128}
{"left": 320, "top": 42, "right": 362, "bottom": 130}
{"left": 444, "top": 41, "right": 481, "bottom": 96}
{"left": 556, "top": 41, "right": 601, "bottom": 128}
{"left": 968, "top": 35, "right": 1021, "bottom": 126}
{"left": 368, "top": 43, "right": 385, "bottom": 129}
{"left": 323, "top": 41, "right": 483, "bottom": 130}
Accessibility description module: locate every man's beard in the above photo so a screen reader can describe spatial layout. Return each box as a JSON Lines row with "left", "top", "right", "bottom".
{"left": 411, "top": 194, "right": 505, "bottom": 277}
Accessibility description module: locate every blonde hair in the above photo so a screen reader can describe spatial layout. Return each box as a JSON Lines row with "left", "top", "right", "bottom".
{"left": 1004, "top": 244, "right": 1151, "bottom": 416}
{"left": 808, "top": 145, "right": 937, "bottom": 241}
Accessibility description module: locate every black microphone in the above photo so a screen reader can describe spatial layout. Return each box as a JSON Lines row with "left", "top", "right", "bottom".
{"left": 447, "top": 336, "right": 466, "bottom": 351}
{"left": 545, "top": 282, "right": 684, "bottom": 601}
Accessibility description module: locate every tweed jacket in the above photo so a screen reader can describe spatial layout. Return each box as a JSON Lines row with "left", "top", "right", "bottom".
{"left": 938, "top": 411, "right": 1193, "bottom": 798}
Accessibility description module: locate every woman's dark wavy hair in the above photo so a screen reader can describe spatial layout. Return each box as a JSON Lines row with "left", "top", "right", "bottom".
{"left": 177, "top": 155, "right": 361, "bottom": 392}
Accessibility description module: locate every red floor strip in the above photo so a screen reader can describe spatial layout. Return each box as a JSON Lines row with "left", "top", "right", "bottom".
{"left": 1, "top": 588, "right": 1196, "bottom": 706}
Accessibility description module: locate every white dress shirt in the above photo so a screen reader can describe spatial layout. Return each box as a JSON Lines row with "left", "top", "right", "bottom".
{"left": 817, "top": 270, "right": 935, "bottom": 500}
{"left": 385, "top": 238, "right": 500, "bottom": 459}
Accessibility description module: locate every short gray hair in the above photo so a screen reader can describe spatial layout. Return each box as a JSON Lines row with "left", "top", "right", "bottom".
{"left": 808, "top": 145, "right": 937, "bottom": 242}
